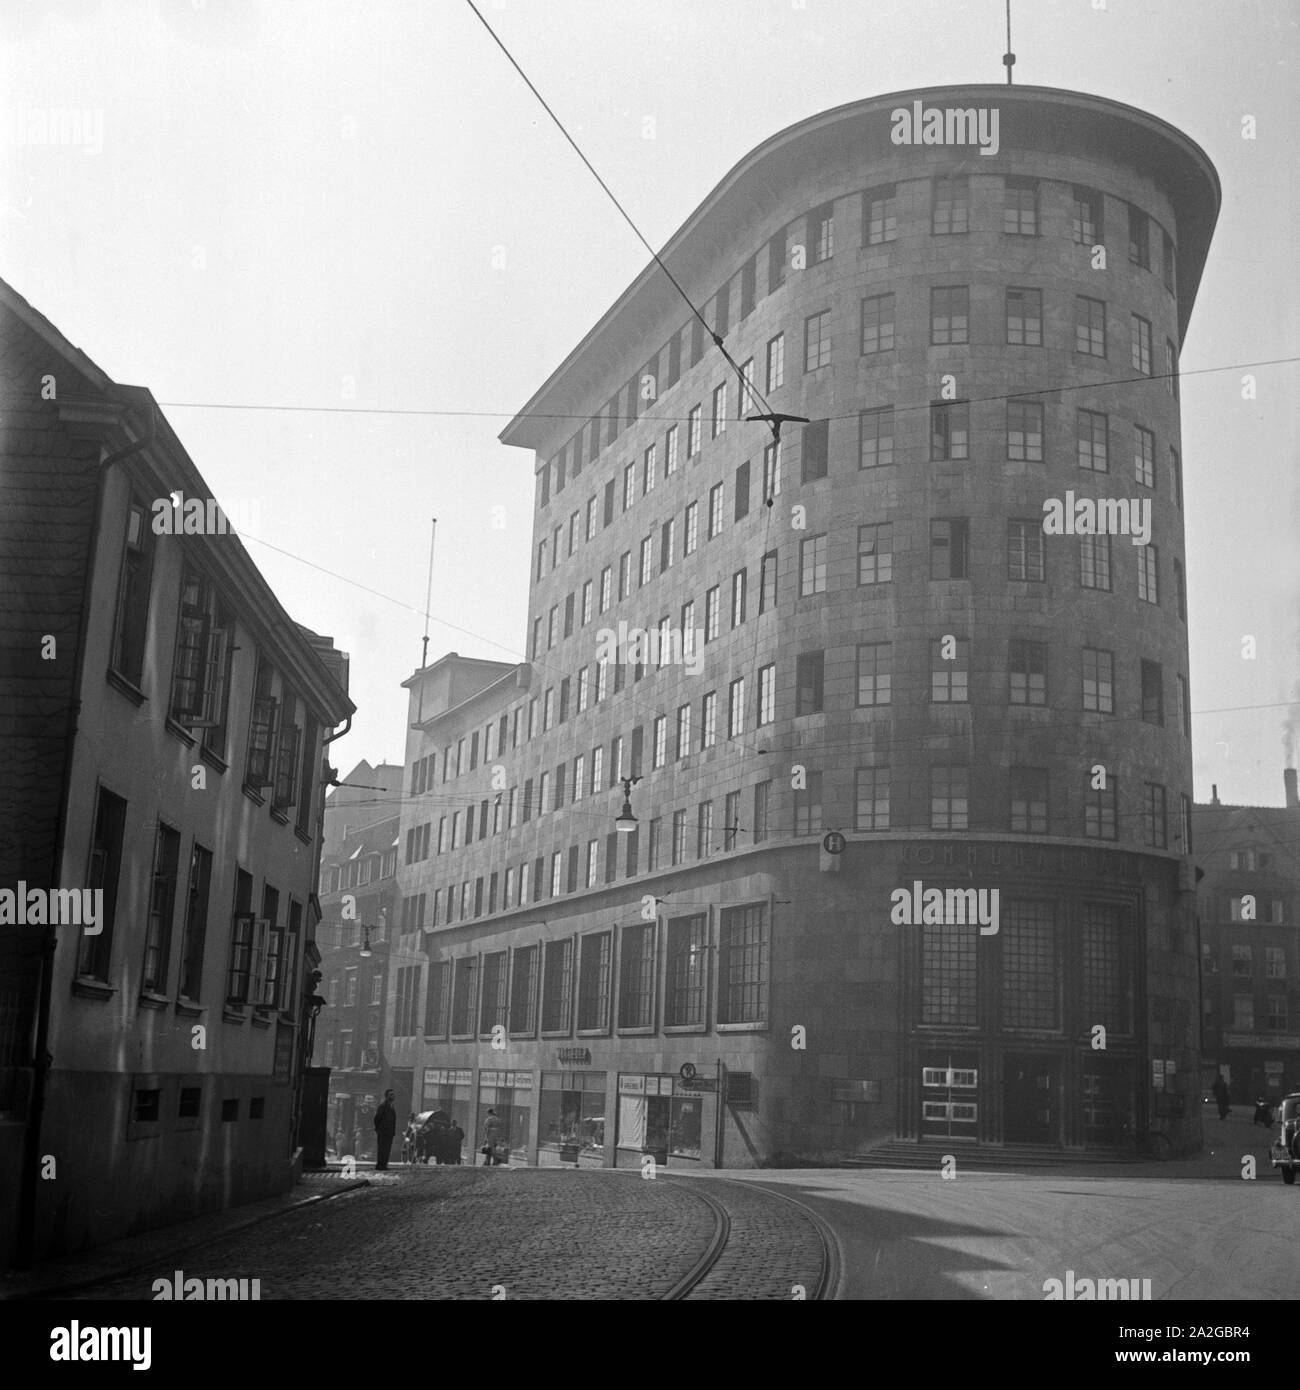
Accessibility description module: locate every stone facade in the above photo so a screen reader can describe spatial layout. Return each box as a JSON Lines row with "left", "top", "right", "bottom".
{"left": 393, "top": 86, "right": 1220, "bottom": 1165}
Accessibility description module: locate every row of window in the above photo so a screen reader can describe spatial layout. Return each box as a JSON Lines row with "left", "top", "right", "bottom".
{"left": 414, "top": 904, "right": 769, "bottom": 1041}
{"left": 76, "top": 785, "right": 304, "bottom": 1010}
{"left": 400, "top": 765, "right": 1193, "bottom": 932}
{"left": 536, "top": 179, "right": 1176, "bottom": 515}
{"left": 131, "top": 1086, "right": 265, "bottom": 1126}
{"left": 1206, "top": 942, "right": 1291, "bottom": 977}
{"left": 534, "top": 298, "right": 1179, "bottom": 590}
{"left": 113, "top": 500, "right": 321, "bottom": 833}
{"left": 323, "top": 849, "right": 397, "bottom": 896}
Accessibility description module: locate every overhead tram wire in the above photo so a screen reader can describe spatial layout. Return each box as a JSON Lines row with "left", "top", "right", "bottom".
{"left": 460, "top": 0, "right": 783, "bottom": 444}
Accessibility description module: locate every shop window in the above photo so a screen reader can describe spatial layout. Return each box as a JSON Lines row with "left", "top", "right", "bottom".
{"left": 539, "top": 1071, "right": 606, "bottom": 1158}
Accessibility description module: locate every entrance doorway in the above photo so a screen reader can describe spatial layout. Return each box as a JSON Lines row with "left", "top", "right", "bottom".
{"left": 919, "top": 1051, "right": 979, "bottom": 1140}
{"left": 1004, "top": 1054, "right": 1059, "bottom": 1144}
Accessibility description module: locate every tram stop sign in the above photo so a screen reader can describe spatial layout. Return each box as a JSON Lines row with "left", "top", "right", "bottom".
{"left": 822, "top": 830, "right": 846, "bottom": 855}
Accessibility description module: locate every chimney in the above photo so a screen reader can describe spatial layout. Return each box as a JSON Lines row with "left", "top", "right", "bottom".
{"left": 1210, "top": 784, "right": 1220, "bottom": 806}
{"left": 1285, "top": 768, "right": 1298, "bottom": 810}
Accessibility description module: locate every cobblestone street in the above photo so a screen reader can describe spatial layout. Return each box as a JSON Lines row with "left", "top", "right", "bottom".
{"left": 31, "top": 1167, "right": 829, "bottom": 1301}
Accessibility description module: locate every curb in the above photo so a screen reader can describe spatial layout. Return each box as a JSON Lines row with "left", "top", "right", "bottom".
{"left": 0, "top": 1180, "right": 370, "bottom": 1302}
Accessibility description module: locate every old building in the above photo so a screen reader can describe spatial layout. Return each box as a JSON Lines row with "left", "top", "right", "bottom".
{"left": 1196, "top": 771, "right": 1300, "bottom": 1104}
{"left": 0, "top": 278, "right": 352, "bottom": 1262}
{"left": 316, "top": 760, "right": 403, "bottom": 1154}
{"left": 396, "top": 84, "right": 1219, "bottom": 1166}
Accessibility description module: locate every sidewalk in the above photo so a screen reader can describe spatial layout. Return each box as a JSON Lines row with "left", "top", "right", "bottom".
{"left": 0, "top": 1169, "right": 369, "bottom": 1302}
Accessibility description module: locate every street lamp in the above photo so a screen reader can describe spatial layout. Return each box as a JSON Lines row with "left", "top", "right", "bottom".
{"left": 359, "top": 925, "right": 372, "bottom": 958}
{"left": 615, "top": 776, "right": 642, "bottom": 833}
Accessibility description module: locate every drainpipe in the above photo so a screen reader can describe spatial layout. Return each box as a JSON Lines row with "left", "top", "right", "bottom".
{"left": 15, "top": 402, "right": 156, "bottom": 1268}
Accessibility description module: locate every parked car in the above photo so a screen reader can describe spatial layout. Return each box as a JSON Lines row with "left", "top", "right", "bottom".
{"left": 1268, "top": 1093, "right": 1300, "bottom": 1185}
{"left": 409, "top": 1109, "right": 450, "bottom": 1163}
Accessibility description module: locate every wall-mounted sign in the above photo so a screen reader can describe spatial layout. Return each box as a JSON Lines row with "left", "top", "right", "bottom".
{"left": 558, "top": 1047, "right": 592, "bottom": 1065}
{"left": 679, "top": 1063, "right": 697, "bottom": 1082}
{"left": 273, "top": 1023, "right": 295, "bottom": 1085}
{"left": 822, "top": 831, "right": 846, "bottom": 855}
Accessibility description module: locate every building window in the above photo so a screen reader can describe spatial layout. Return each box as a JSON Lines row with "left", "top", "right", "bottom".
{"left": 1007, "top": 520, "right": 1045, "bottom": 581}
{"left": 665, "top": 425, "right": 679, "bottom": 475}
{"left": 1010, "top": 768, "right": 1049, "bottom": 834}
{"left": 863, "top": 184, "right": 897, "bottom": 244}
{"left": 859, "top": 406, "right": 894, "bottom": 468}
{"left": 687, "top": 405, "right": 702, "bottom": 458}
{"left": 856, "top": 642, "right": 891, "bottom": 706}
{"left": 857, "top": 522, "right": 893, "bottom": 585}
{"left": 78, "top": 786, "right": 126, "bottom": 980}
{"left": 1141, "top": 659, "right": 1164, "bottom": 725}
{"left": 619, "top": 923, "right": 656, "bottom": 1029}
{"left": 757, "top": 664, "right": 776, "bottom": 727}
{"left": 244, "top": 657, "right": 280, "bottom": 791}
{"left": 1083, "top": 904, "right": 1130, "bottom": 1030}
{"left": 1176, "top": 673, "right": 1190, "bottom": 736}
{"left": 1009, "top": 639, "right": 1047, "bottom": 705}
{"left": 618, "top": 551, "right": 631, "bottom": 600}
{"left": 804, "top": 310, "right": 831, "bottom": 371}
{"left": 577, "top": 932, "right": 612, "bottom": 1031}
{"left": 1003, "top": 176, "right": 1038, "bottom": 235}
{"left": 684, "top": 501, "right": 699, "bottom": 555}
{"left": 1075, "top": 296, "right": 1106, "bottom": 357}
{"left": 142, "top": 822, "right": 181, "bottom": 994}
{"left": 759, "top": 549, "right": 778, "bottom": 611}
{"left": 931, "top": 637, "right": 969, "bottom": 702}
{"left": 931, "top": 174, "right": 969, "bottom": 234}
{"left": 793, "top": 770, "right": 822, "bottom": 835}
{"left": 1265, "top": 946, "right": 1287, "bottom": 980}
{"left": 1143, "top": 783, "right": 1167, "bottom": 848}
{"left": 671, "top": 809, "right": 688, "bottom": 865}
{"left": 765, "top": 333, "right": 785, "bottom": 392}
{"left": 734, "top": 459, "right": 751, "bottom": 520}
{"left": 809, "top": 201, "right": 834, "bottom": 263}
{"left": 110, "top": 496, "right": 156, "bottom": 685}
{"left": 541, "top": 940, "right": 574, "bottom": 1033}
{"left": 921, "top": 918, "right": 976, "bottom": 1025}
{"left": 1131, "top": 314, "right": 1153, "bottom": 376}
{"left": 697, "top": 801, "right": 714, "bottom": 858}
{"left": 718, "top": 904, "right": 768, "bottom": 1025}
{"left": 1006, "top": 400, "right": 1043, "bottom": 462}
{"left": 1082, "top": 647, "right": 1115, "bottom": 713}
{"left": 1001, "top": 900, "right": 1057, "bottom": 1028}
{"left": 1079, "top": 533, "right": 1112, "bottom": 591}
{"left": 1076, "top": 409, "right": 1109, "bottom": 472}
{"left": 178, "top": 842, "right": 213, "bottom": 1001}
{"left": 795, "top": 651, "right": 824, "bottom": 716}
{"left": 675, "top": 702, "right": 692, "bottom": 758}
{"left": 665, "top": 916, "right": 708, "bottom": 1026}
{"left": 727, "top": 677, "right": 746, "bottom": 738}
{"left": 451, "top": 957, "right": 479, "bottom": 1036}
{"left": 1005, "top": 287, "right": 1042, "bottom": 346}
{"left": 711, "top": 381, "right": 727, "bottom": 439}
{"left": 1138, "top": 545, "right": 1159, "bottom": 605}
{"left": 708, "top": 482, "right": 725, "bottom": 537}
{"left": 930, "top": 285, "right": 969, "bottom": 344}
{"left": 931, "top": 402, "right": 969, "bottom": 461}
{"left": 1133, "top": 426, "right": 1156, "bottom": 487}
{"left": 854, "top": 766, "right": 890, "bottom": 831}
{"left": 1127, "top": 204, "right": 1150, "bottom": 268}
{"left": 169, "top": 564, "right": 231, "bottom": 735}
{"left": 753, "top": 781, "right": 770, "bottom": 843}
{"left": 929, "top": 518, "right": 970, "bottom": 579}
{"left": 930, "top": 765, "right": 969, "bottom": 831}
{"left": 1072, "top": 185, "right": 1102, "bottom": 244}
{"left": 730, "top": 569, "right": 747, "bottom": 628}
{"left": 1084, "top": 775, "right": 1118, "bottom": 840}
{"left": 762, "top": 440, "right": 782, "bottom": 500}
{"left": 861, "top": 293, "right": 895, "bottom": 354}
{"left": 701, "top": 691, "right": 717, "bottom": 748}
{"left": 1166, "top": 338, "right": 1179, "bottom": 398}
{"left": 704, "top": 585, "right": 720, "bottom": 642}
{"left": 800, "top": 534, "right": 828, "bottom": 595}
{"left": 801, "top": 419, "right": 828, "bottom": 483}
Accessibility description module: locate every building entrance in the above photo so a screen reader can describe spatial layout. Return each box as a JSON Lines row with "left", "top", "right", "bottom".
{"left": 1004, "top": 1054, "right": 1059, "bottom": 1144}
{"left": 919, "top": 1051, "right": 979, "bottom": 1140}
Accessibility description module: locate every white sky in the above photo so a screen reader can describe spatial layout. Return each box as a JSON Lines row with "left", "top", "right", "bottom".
{"left": 5, "top": 0, "right": 1297, "bottom": 808}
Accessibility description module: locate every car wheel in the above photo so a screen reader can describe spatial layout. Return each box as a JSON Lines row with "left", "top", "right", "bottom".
{"left": 1283, "top": 1166, "right": 1297, "bottom": 1185}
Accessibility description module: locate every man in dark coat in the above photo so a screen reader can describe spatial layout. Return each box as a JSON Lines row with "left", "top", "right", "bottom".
{"left": 1212, "top": 1074, "right": 1231, "bottom": 1121}
{"left": 447, "top": 1120, "right": 465, "bottom": 1165}
{"left": 374, "top": 1089, "right": 398, "bottom": 1169}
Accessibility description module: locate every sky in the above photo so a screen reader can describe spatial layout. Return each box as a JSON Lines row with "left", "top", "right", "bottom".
{"left": 4, "top": 0, "right": 1297, "bottom": 808}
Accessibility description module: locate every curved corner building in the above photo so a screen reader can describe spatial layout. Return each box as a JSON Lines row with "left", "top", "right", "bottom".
{"left": 408, "top": 84, "right": 1219, "bottom": 1167}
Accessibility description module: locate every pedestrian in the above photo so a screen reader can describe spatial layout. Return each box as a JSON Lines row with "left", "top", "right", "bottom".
{"left": 447, "top": 1120, "right": 465, "bottom": 1165}
{"left": 374, "top": 1089, "right": 398, "bottom": 1169}
{"left": 1212, "top": 1074, "right": 1230, "bottom": 1121}
{"left": 481, "top": 1108, "right": 503, "bottom": 1165}
{"left": 1254, "top": 1099, "right": 1274, "bottom": 1127}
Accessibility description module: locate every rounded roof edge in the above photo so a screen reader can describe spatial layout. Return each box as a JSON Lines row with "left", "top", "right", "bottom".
{"left": 501, "top": 83, "right": 1221, "bottom": 453}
